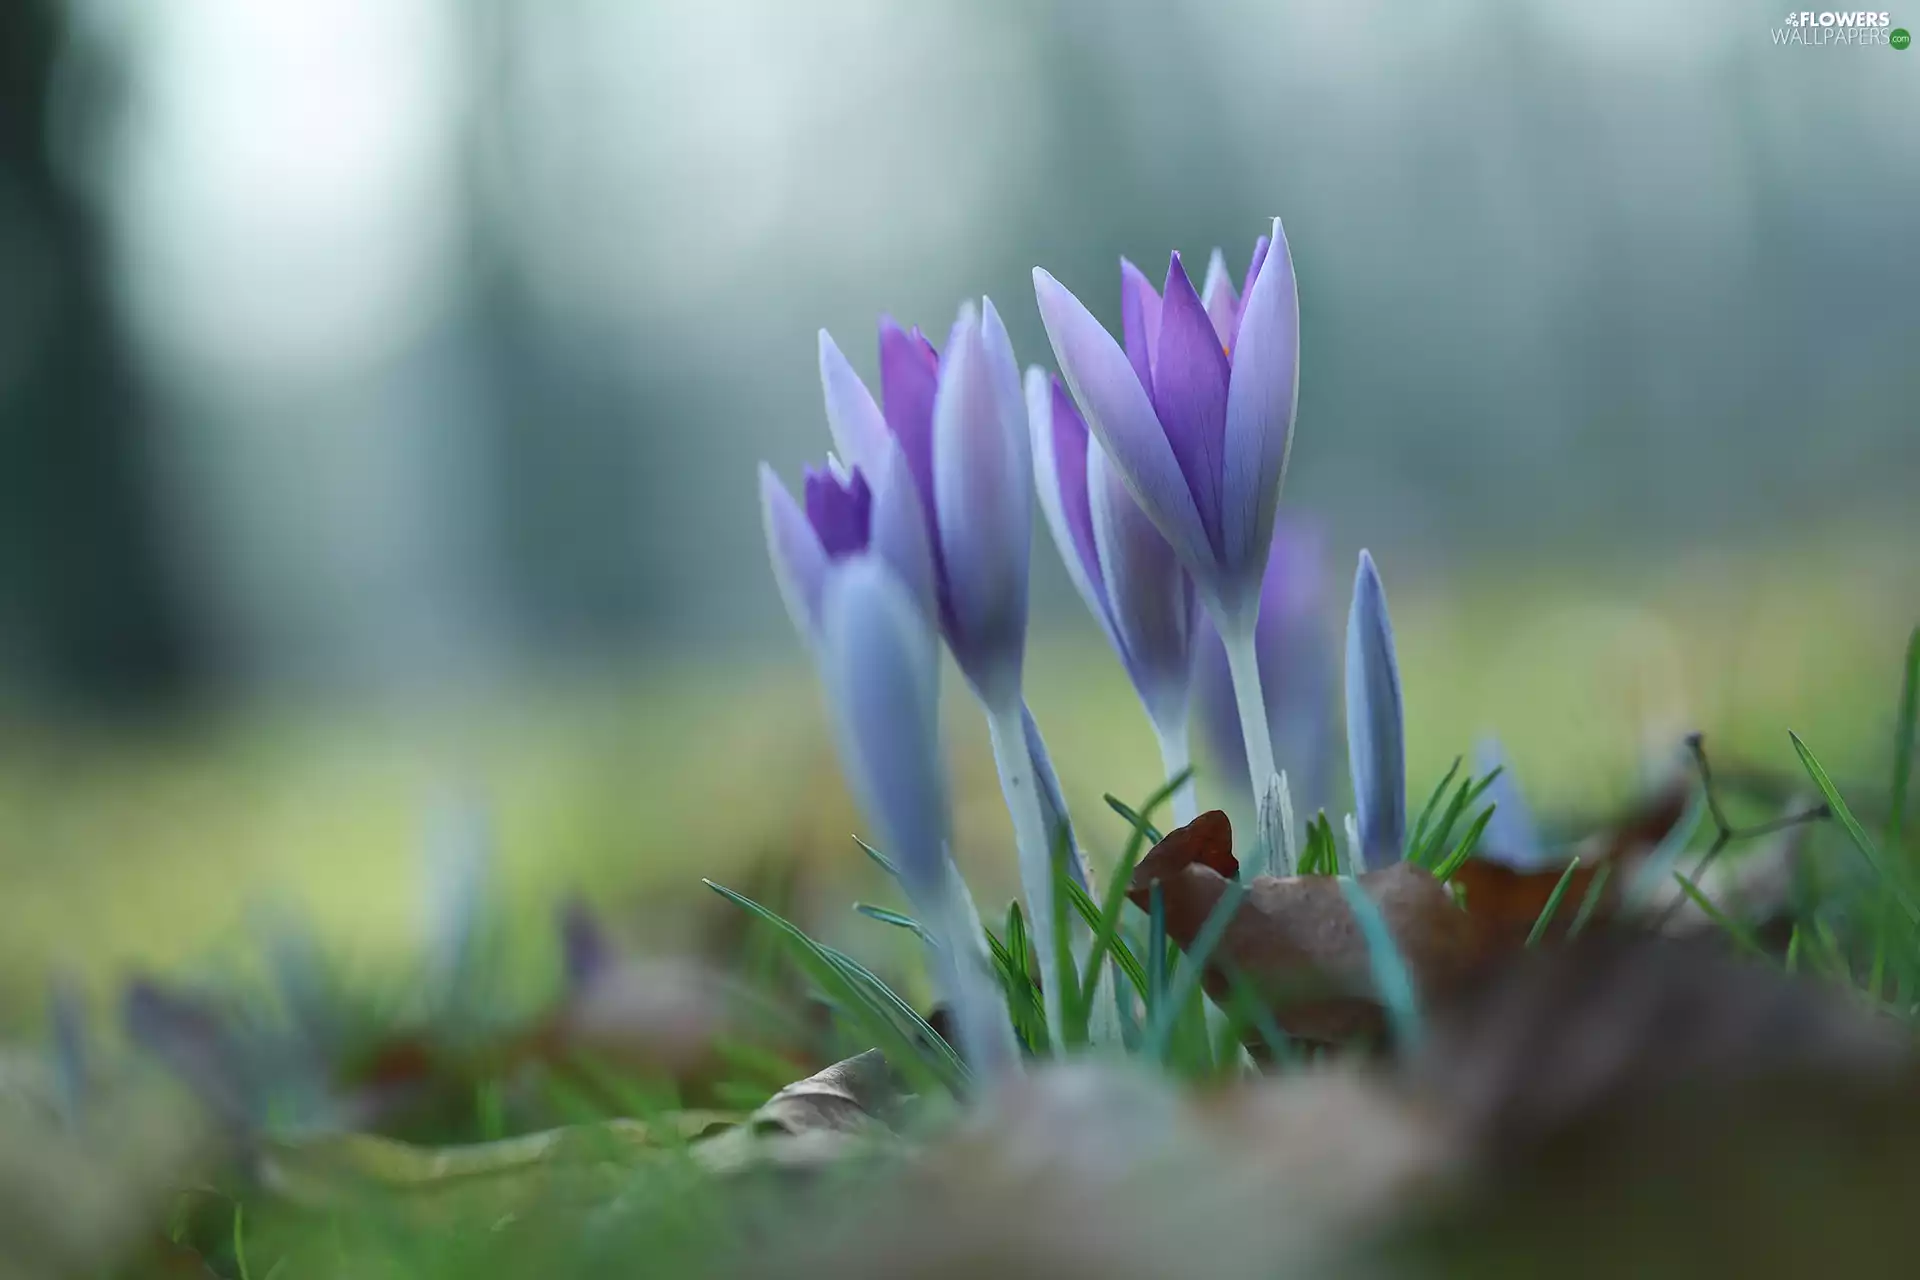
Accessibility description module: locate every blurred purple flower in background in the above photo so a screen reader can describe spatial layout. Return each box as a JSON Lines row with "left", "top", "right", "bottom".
{"left": 1193, "top": 516, "right": 1335, "bottom": 821}
{"left": 1474, "top": 738, "right": 1551, "bottom": 870}
{"left": 1030, "top": 369, "right": 1199, "bottom": 821}
{"left": 1345, "top": 550, "right": 1406, "bottom": 870}
{"left": 1034, "top": 220, "right": 1301, "bottom": 862}
{"left": 815, "top": 555, "right": 1017, "bottom": 1078}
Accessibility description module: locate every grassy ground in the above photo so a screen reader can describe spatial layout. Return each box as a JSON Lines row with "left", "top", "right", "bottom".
{"left": 0, "top": 527, "right": 1912, "bottom": 1013}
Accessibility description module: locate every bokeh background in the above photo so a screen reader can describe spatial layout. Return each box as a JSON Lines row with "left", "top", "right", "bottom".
{"left": 1, "top": 0, "right": 1915, "bottom": 1008}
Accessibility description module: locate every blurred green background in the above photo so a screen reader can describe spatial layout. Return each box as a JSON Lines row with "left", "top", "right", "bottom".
{"left": 0, "top": 0, "right": 1914, "bottom": 1006}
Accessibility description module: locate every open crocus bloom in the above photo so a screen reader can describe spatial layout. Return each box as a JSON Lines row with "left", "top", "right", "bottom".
{"left": 1034, "top": 219, "right": 1299, "bottom": 628}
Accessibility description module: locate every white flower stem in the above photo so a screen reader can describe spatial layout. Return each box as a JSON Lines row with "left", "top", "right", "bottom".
{"left": 1217, "top": 614, "right": 1279, "bottom": 866}
{"left": 931, "top": 864, "right": 1021, "bottom": 1080}
{"left": 1152, "top": 717, "right": 1199, "bottom": 828}
{"left": 985, "top": 697, "right": 1070, "bottom": 1056}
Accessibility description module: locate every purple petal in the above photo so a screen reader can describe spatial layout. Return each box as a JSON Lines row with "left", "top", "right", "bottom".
{"left": 802, "top": 465, "right": 873, "bottom": 558}
{"left": 1474, "top": 738, "right": 1549, "bottom": 870}
{"left": 866, "top": 437, "right": 939, "bottom": 627}
{"left": 1033, "top": 267, "right": 1218, "bottom": 594}
{"left": 1346, "top": 550, "right": 1405, "bottom": 869}
{"left": 817, "top": 330, "right": 889, "bottom": 474}
{"left": 1199, "top": 248, "right": 1238, "bottom": 348}
{"left": 1088, "top": 438, "right": 1194, "bottom": 731}
{"left": 759, "top": 464, "right": 829, "bottom": 643}
{"left": 932, "top": 302, "right": 1030, "bottom": 707}
{"left": 1151, "top": 251, "right": 1232, "bottom": 564}
{"left": 1218, "top": 217, "right": 1300, "bottom": 616}
{"left": 1119, "top": 257, "right": 1163, "bottom": 398}
{"left": 1028, "top": 368, "right": 1115, "bottom": 646}
{"left": 878, "top": 316, "right": 941, "bottom": 511}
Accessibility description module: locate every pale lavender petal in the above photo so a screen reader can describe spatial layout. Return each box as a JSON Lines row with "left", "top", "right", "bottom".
{"left": 978, "top": 298, "right": 1030, "bottom": 472}
{"left": 759, "top": 463, "right": 829, "bottom": 643}
{"left": 1199, "top": 247, "right": 1238, "bottom": 347}
{"left": 1346, "top": 550, "right": 1405, "bottom": 869}
{"left": 1151, "top": 251, "right": 1232, "bottom": 564}
{"left": 818, "top": 558, "right": 1013, "bottom": 1076}
{"left": 1474, "top": 738, "right": 1549, "bottom": 870}
{"left": 802, "top": 465, "right": 872, "bottom": 558}
{"left": 1193, "top": 516, "right": 1334, "bottom": 812}
{"left": 1022, "top": 703, "right": 1088, "bottom": 889}
{"left": 1239, "top": 234, "right": 1272, "bottom": 328}
{"left": 1027, "top": 367, "right": 1118, "bottom": 651}
{"left": 818, "top": 558, "right": 948, "bottom": 901}
{"left": 932, "top": 302, "right": 1030, "bottom": 707}
{"left": 1119, "top": 257, "right": 1163, "bottom": 397}
{"left": 818, "top": 329, "right": 890, "bottom": 474}
{"left": 867, "top": 437, "right": 938, "bottom": 626}
{"left": 1218, "top": 217, "right": 1300, "bottom": 617}
{"left": 1088, "top": 437, "right": 1193, "bottom": 731}
{"left": 1033, "top": 267, "right": 1218, "bottom": 592}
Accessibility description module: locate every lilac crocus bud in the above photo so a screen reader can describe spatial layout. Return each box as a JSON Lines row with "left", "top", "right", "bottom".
{"left": 1030, "top": 368, "right": 1195, "bottom": 742}
{"left": 1346, "top": 550, "right": 1406, "bottom": 870}
{"left": 817, "top": 556, "right": 1016, "bottom": 1077}
{"left": 1033, "top": 221, "right": 1297, "bottom": 626}
{"left": 1193, "top": 516, "right": 1335, "bottom": 815}
{"left": 758, "top": 437, "right": 935, "bottom": 649}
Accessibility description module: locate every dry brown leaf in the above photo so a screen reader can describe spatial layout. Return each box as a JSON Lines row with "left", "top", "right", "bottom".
{"left": 1127, "top": 811, "right": 1483, "bottom": 1045}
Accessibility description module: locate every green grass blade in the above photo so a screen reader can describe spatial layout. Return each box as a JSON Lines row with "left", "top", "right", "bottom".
{"left": 1790, "top": 731, "right": 1920, "bottom": 924}
{"left": 1431, "top": 805, "right": 1497, "bottom": 884}
{"left": 1146, "top": 884, "right": 1167, "bottom": 1018}
{"left": 1146, "top": 880, "right": 1248, "bottom": 1060}
{"left": 1524, "top": 857, "right": 1582, "bottom": 947}
{"left": 1407, "top": 756, "right": 1463, "bottom": 857}
{"left": 703, "top": 880, "right": 964, "bottom": 1093}
{"left": 853, "top": 836, "right": 899, "bottom": 879}
{"left": 1104, "top": 795, "right": 1165, "bottom": 847}
{"left": 1567, "top": 862, "right": 1614, "bottom": 938}
{"left": 1337, "top": 876, "right": 1421, "bottom": 1050}
{"left": 1670, "top": 872, "right": 1763, "bottom": 956}
{"left": 1065, "top": 877, "right": 1149, "bottom": 1002}
{"left": 1891, "top": 627, "right": 1919, "bottom": 850}
{"left": 853, "top": 903, "right": 929, "bottom": 940}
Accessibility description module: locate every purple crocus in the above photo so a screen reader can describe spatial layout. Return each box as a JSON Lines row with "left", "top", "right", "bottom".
{"left": 816, "top": 303, "right": 1031, "bottom": 708}
{"left": 1034, "top": 221, "right": 1301, "bottom": 856}
{"left": 1346, "top": 550, "right": 1406, "bottom": 870}
{"left": 816, "top": 555, "right": 1017, "bottom": 1078}
{"left": 1193, "top": 516, "right": 1336, "bottom": 821}
{"left": 814, "top": 303, "right": 1083, "bottom": 1051}
{"left": 1030, "top": 368, "right": 1198, "bottom": 820}
{"left": 1033, "top": 222, "right": 1298, "bottom": 625}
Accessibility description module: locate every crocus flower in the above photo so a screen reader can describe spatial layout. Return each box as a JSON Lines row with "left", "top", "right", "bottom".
{"left": 815, "top": 302, "right": 1084, "bottom": 1052}
{"left": 1193, "top": 515, "right": 1335, "bottom": 820}
{"left": 1474, "top": 738, "right": 1551, "bottom": 870}
{"left": 816, "top": 554, "right": 1018, "bottom": 1077}
{"left": 1346, "top": 550, "right": 1406, "bottom": 870}
{"left": 759, "top": 438, "right": 934, "bottom": 649}
{"left": 1030, "top": 368, "right": 1197, "bottom": 817}
{"left": 815, "top": 302, "right": 1031, "bottom": 708}
{"left": 1032, "top": 221, "right": 1298, "bottom": 628}
{"left": 1034, "top": 222, "right": 1301, "bottom": 851}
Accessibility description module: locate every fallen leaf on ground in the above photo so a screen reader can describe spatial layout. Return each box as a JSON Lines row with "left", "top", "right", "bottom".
{"left": 1127, "top": 811, "right": 1483, "bottom": 1045}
